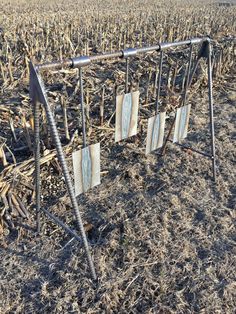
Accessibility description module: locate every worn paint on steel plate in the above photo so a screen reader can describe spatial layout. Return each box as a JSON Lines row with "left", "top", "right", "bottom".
{"left": 146, "top": 112, "right": 166, "bottom": 154}
{"left": 173, "top": 104, "right": 191, "bottom": 143}
{"left": 72, "top": 143, "right": 100, "bottom": 196}
{"left": 115, "top": 91, "right": 139, "bottom": 142}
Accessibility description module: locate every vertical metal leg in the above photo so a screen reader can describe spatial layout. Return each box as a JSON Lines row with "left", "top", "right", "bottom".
{"left": 207, "top": 42, "right": 216, "bottom": 182}
{"left": 34, "top": 100, "right": 41, "bottom": 233}
{"left": 43, "top": 98, "right": 97, "bottom": 281}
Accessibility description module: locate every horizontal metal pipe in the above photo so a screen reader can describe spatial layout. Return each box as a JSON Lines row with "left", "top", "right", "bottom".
{"left": 160, "top": 41, "right": 189, "bottom": 50}
{"left": 37, "top": 59, "right": 72, "bottom": 70}
{"left": 89, "top": 51, "right": 123, "bottom": 61}
{"left": 136, "top": 45, "right": 160, "bottom": 53}
{"left": 36, "top": 37, "right": 210, "bottom": 71}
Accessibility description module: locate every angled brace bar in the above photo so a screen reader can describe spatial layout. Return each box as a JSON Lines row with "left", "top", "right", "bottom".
{"left": 41, "top": 207, "right": 82, "bottom": 242}
{"left": 30, "top": 62, "right": 97, "bottom": 281}
{"left": 188, "top": 37, "right": 210, "bottom": 86}
{"left": 167, "top": 139, "right": 212, "bottom": 158}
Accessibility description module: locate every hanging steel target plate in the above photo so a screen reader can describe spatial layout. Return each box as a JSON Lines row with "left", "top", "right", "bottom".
{"left": 173, "top": 104, "right": 191, "bottom": 143}
{"left": 146, "top": 112, "right": 166, "bottom": 154}
{"left": 72, "top": 143, "right": 100, "bottom": 196}
{"left": 115, "top": 91, "right": 139, "bottom": 142}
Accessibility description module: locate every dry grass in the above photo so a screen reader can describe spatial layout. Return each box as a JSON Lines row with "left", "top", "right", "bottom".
{"left": 0, "top": 0, "right": 236, "bottom": 313}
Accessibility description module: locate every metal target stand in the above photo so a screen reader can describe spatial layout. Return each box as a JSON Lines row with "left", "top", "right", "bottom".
{"left": 30, "top": 37, "right": 216, "bottom": 281}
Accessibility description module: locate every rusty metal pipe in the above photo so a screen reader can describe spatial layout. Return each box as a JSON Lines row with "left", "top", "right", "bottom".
{"left": 36, "top": 37, "right": 209, "bottom": 71}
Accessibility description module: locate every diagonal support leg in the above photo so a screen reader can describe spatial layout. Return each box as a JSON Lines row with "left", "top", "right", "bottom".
{"left": 43, "top": 97, "right": 97, "bottom": 280}
{"left": 207, "top": 41, "right": 217, "bottom": 182}
{"left": 34, "top": 99, "right": 41, "bottom": 233}
{"left": 30, "top": 63, "right": 97, "bottom": 281}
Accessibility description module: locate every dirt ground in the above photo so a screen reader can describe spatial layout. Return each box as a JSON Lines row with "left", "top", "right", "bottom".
{"left": 0, "top": 60, "right": 235, "bottom": 314}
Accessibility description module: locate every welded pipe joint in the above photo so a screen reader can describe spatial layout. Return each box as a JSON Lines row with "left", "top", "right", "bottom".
{"left": 71, "top": 56, "right": 91, "bottom": 68}
{"left": 122, "top": 48, "right": 137, "bottom": 58}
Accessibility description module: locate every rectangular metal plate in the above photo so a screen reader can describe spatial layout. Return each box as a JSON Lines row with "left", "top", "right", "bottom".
{"left": 29, "top": 62, "right": 48, "bottom": 105}
{"left": 72, "top": 143, "right": 100, "bottom": 196}
{"left": 146, "top": 112, "right": 166, "bottom": 154}
{"left": 115, "top": 91, "right": 139, "bottom": 142}
{"left": 173, "top": 104, "right": 191, "bottom": 143}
